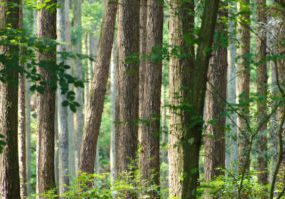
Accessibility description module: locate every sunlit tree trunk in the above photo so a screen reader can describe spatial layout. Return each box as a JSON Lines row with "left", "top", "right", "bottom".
{"left": 36, "top": 0, "right": 57, "bottom": 194}
{"left": 236, "top": 0, "right": 251, "bottom": 173}
{"left": 57, "top": 0, "right": 71, "bottom": 193}
{"left": 226, "top": 1, "right": 238, "bottom": 173}
{"left": 0, "top": 0, "right": 20, "bottom": 197}
{"left": 18, "top": 3, "right": 27, "bottom": 198}
{"left": 138, "top": 0, "right": 163, "bottom": 197}
{"left": 26, "top": 80, "right": 32, "bottom": 196}
{"left": 79, "top": 0, "right": 118, "bottom": 174}
{"left": 168, "top": 0, "right": 220, "bottom": 198}
{"left": 256, "top": 0, "right": 268, "bottom": 185}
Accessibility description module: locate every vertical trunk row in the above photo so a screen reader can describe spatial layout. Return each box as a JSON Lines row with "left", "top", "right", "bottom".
{"left": 79, "top": 0, "right": 118, "bottom": 174}
{"left": 36, "top": 0, "right": 57, "bottom": 194}
{"left": 256, "top": 0, "right": 268, "bottom": 185}
{"left": 0, "top": 0, "right": 20, "bottom": 197}
{"left": 138, "top": 0, "right": 163, "bottom": 197}
{"left": 115, "top": 0, "right": 140, "bottom": 174}
{"left": 204, "top": 6, "right": 228, "bottom": 184}
{"left": 236, "top": 0, "right": 251, "bottom": 173}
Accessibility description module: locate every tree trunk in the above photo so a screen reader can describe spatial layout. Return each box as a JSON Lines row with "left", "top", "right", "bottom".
{"left": 26, "top": 80, "right": 32, "bottom": 196}
{"left": 115, "top": 0, "right": 140, "bottom": 176}
{"left": 256, "top": 0, "right": 268, "bottom": 185}
{"left": 79, "top": 0, "right": 118, "bottom": 174}
{"left": 36, "top": 0, "right": 57, "bottom": 194}
{"left": 204, "top": 5, "right": 227, "bottom": 187}
{"left": 0, "top": 0, "right": 21, "bottom": 197}
{"left": 110, "top": 44, "right": 117, "bottom": 191}
{"left": 73, "top": 0, "right": 84, "bottom": 177}
{"left": 236, "top": 0, "right": 251, "bottom": 174}
{"left": 57, "top": 0, "right": 71, "bottom": 194}
{"left": 226, "top": 0, "right": 238, "bottom": 173}
{"left": 18, "top": 2, "right": 27, "bottom": 198}
{"left": 168, "top": 0, "right": 220, "bottom": 198}
{"left": 138, "top": 0, "right": 163, "bottom": 197}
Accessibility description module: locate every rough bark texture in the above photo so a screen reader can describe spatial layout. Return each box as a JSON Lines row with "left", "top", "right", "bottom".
{"left": 18, "top": 3, "right": 27, "bottom": 198}
{"left": 236, "top": 0, "right": 251, "bottom": 173}
{"left": 204, "top": 7, "right": 227, "bottom": 184}
{"left": 139, "top": 0, "right": 147, "bottom": 125}
{"left": 19, "top": 72, "right": 27, "bottom": 198}
{"left": 115, "top": 0, "right": 140, "bottom": 174}
{"left": 26, "top": 80, "right": 32, "bottom": 196}
{"left": 0, "top": 0, "right": 21, "bottom": 197}
{"left": 79, "top": 0, "right": 117, "bottom": 174}
{"left": 110, "top": 45, "right": 117, "bottom": 189}
{"left": 57, "top": 0, "right": 70, "bottom": 193}
{"left": 36, "top": 0, "right": 57, "bottom": 195}
{"left": 138, "top": 0, "right": 163, "bottom": 197}
{"left": 73, "top": 0, "right": 83, "bottom": 176}
{"left": 256, "top": 0, "right": 268, "bottom": 185}
{"left": 168, "top": 0, "right": 220, "bottom": 198}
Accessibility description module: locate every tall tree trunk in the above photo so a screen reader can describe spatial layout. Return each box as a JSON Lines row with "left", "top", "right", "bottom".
{"left": 226, "top": 0, "right": 238, "bottom": 173}
{"left": 18, "top": 2, "right": 27, "bottom": 197}
{"left": 168, "top": 0, "right": 220, "bottom": 198}
{"left": 19, "top": 67, "right": 27, "bottom": 199}
{"left": 138, "top": 0, "right": 163, "bottom": 197}
{"left": 26, "top": 80, "right": 32, "bottom": 196}
{"left": 256, "top": 0, "right": 268, "bottom": 185}
{"left": 0, "top": 0, "right": 20, "bottom": 197}
{"left": 79, "top": 0, "right": 118, "bottom": 174}
{"left": 57, "top": 0, "right": 70, "bottom": 194}
{"left": 110, "top": 44, "right": 117, "bottom": 190}
{"left": 115, "top": 0, "right": 140, "bottom": 179}
{"left": 204, "top": 5, "right": 227, "bottom": 188}
{"left": 73, "top": 0, "right": 83, "bottom": 176}
{"left": 236, "top": 0, "right": 251, "bottom": 174}
{"left": 36, "top": 0, "right": 57, "bottom": 194}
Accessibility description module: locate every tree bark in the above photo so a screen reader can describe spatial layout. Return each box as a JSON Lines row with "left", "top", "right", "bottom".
{"left": 256, "top": 0, "right": 268, "bottom": 185}
{"left": 138, "top": 0, "right": 163, "bottom": 197}
{"left": 79, "top": 0, "right": 118, "bottom": 174}
{"left": 204, "top": 5, "right": 227, "bottom": 186}
{"left": 57, "top": 0, "right": 71, "bottom": 193}
{"left": 73, "top": 0, "right": 83, "bottom": 177}
{"left": 115, "top": 0, "right": 140, "bottom": 175}
{"left": 168, "top": 0, "right": 220, "bottom": 198}
{"left": 0, "top": 0, "right": 21, "bottom": 197}
{"left": 36, "top": 0, "right": 57, "bottom": 195}
{"left": 236, "top": 0, "right": 251, "bottom": 174}
{"left": 26, "top": 80, "right": 32, "bottom": 196}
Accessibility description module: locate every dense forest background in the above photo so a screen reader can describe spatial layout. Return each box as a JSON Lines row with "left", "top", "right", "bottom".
{"left": 1, "top": 0, "right": 285, "bottom": 198}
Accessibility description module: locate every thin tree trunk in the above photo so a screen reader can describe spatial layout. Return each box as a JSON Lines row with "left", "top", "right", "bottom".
{"left": 73, "top": 0, "right": 84, "bottom": 177}
{"left": 18, "top": 2, "right": 27, "bottom": 197}
{"left": 0, "top": 0, "right": 20, "bottom": 197}
{"left": 138, "top": 0, "right": 163, "bottom": 197}
{"left": 236, "top": 0, "right": 251, "bottom": 174}
{"left": 36, "top": 0, "right": 57, "bottom": 194}
{"left": 26, "top": 80, "right": 32, "bottom": 196}
{"left": 256, "top": 0, "right": 268, "bottom": 186}
{"left": 110, "top": 44, "right": 117, "bottom": 190}
{"left": 226, "top": 0, "right": 238, "bottom": 173}
{"left": 204, "top": 4, "right": 227, "bottom": 189}
{"left": 79, "top": 0, "right": 118, "bottom": 174}
{"left": 115, "top": 0, "right": 140, "bottom": 180}
{"left": 57, "top": 0, "right": 70, "bottom": 194}
{"left": 168, "top": 0, "right": 220, "bottom": 198}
